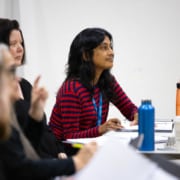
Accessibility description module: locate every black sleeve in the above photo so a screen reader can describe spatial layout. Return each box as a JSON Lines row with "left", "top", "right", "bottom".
{"left": 37, "top": 125, "right": 66, "bottom": 158}
{"left": 0, "top": 160, "right": 6, "bottom": 180}
{"left": 0, "top": 128, "right": 76, "bottom": 180}
{"left": 14, "top": 78, "right": 33, "bottom": 132}
{"left": 14, "top": 99, "right": 46, "bottom": 149}
{"left": 14, "top": 99, "right": 30, "bottom": 130}
{"left": 19, "top": 78, "right": 32, "bottom": 102}
{"left": 14, "top": 77, "right": 47, "bottom": 150}
{"left": 25, "top": 114, "right": 46, "bottom": 149}
{"left": 15, "top": 78, "right": 63, "bottom": 158}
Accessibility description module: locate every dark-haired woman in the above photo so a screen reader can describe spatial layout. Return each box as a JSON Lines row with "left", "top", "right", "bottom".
{"left": 0, "top": 18, "right": 66, "bottom": 159}
{"left": 49, "top": 28, "right": 138, "bottom": 154}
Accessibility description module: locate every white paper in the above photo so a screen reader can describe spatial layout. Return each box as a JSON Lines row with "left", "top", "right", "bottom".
{"left": 74, "top": 139, "right": 177, "bottom": 180}
{"left": 65, "top": 130, "right": 169, "bottom": 147}
{"left": 120, "top": 120, "right": 173, "bottom": 132}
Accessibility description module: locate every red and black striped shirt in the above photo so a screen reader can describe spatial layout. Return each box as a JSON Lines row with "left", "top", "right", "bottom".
{"left": 49, "top": 77, "right": 137, "bottom": 140}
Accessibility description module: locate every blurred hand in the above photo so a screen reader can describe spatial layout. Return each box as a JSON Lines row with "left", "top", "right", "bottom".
{"left": 130, "top": 113, "right": 138, "bottom": 126}
{"left": 28, "top": 76, "right": 48, "bottom": 121}
{"left": 0, "top": 71, "right": 13, "bottom": 140}
{"left": 98, "top": 118, "right": 123, "bottom": 135}
{"left": 0, "top": 97, "right": 11, "bottom": 140}
{"left": 58, "top": 152, "right": 67, "bottom": 159}
{"left": 72, "top": 142, "right": 97, "bottom": 171}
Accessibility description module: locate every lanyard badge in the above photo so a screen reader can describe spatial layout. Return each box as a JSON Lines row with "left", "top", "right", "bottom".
{"left": 92, "top": 93, "right": 103, "bottom": 126}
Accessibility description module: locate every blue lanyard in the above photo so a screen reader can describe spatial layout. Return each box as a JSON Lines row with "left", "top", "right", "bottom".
{"left": 92, "top": 93, "right": 103, "bottom": 126}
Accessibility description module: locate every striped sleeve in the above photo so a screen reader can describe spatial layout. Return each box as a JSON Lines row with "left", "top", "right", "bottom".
{"left": 49, "top": 80, "right": 99, "bottom": 140}
{"left": 111, "top": 77, "right": 138, "bottom": 121}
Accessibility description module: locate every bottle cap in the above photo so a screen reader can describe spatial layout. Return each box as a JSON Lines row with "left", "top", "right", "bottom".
{"left": 141, "top": 99, "right": 151, "bottom": 104}
{"left": 177, "top": 83, "right": 180, "bottom": 89}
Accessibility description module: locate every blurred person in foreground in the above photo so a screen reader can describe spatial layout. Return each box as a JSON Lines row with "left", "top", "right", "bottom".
{"left": 0, "top": 44, "right": 97, "bottom": 180}
{"left": 0, "top": 18, "right": 67, "bottom": 159}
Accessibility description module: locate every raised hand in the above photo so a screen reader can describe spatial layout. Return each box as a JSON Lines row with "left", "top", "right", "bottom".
{"left": 28, "top": 76, "right": 48, "bottom": 121}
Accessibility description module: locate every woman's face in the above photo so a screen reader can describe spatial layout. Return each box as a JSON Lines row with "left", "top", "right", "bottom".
{"left": 3, "top": 49, "right": 19, "bottom": 102}
{"left": 0, "top": 49, "right": 17, "bottom": 140}
{"left": 92, "top": 36, "right": 114, "bottom": 73}
{"left": 0, "top": 66, "right": 11, "bottom": 140}
{"left": 9, "top": 30, "right": 24, "bottom": 67}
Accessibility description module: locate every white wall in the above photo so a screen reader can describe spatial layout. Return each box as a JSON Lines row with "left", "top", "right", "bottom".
{"left": 1, "top": 0, "right": 180, "bottom": 121}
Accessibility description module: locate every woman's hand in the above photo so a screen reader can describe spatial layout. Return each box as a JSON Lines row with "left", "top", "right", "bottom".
{"left": 72, "top": 142, "right": 97, "bottom": 171}
{"left": 57, "top": 152, "right": 67, "bottom": 159}
{"left": 98, "top": 118, "right": 124, "bottom": 135}
{"left": 130, "top": 113, "right": 138, "bottom": 126}
{"left": 28, "top": 76, "right": 48, "bottom": 121}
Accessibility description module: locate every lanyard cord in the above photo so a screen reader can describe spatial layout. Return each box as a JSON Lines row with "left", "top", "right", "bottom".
{"left": 92, "top": 93, "right": 103, "bottom": 126}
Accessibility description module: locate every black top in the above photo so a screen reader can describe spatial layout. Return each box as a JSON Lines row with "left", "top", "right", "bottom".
{"left": 0, "top": 161, "right": 6, "bottom": 180}
{"left": 14, "top": 78, "right": 65, "bottom": 158}
{"left": 0, "top": 78, "right": 75, "bottom": 180}
{"left": 0, "top": 127, "right": 75, "bottom": 180}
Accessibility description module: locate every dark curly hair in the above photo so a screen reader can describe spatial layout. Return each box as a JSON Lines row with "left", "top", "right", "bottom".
{"left": 66, "top": 27, "right": 115, "bottom": 101}
{"left": 0, "top": 18, "right": 26, "bottom": 64}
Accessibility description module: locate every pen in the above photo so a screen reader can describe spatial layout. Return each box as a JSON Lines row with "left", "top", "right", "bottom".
{"left": 72, "top": 143, "right": 84, "bottom": 149}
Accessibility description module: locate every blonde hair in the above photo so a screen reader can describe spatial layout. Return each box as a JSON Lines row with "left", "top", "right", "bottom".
{"left": 0, "top": 43, "right": 8, "bottom": 65}
{"left": 0, "top": 43, "right": 11, "bottom": 140}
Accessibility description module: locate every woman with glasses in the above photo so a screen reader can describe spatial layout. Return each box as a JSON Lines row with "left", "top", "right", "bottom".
{"left": 49, "top": 27, "right": 138, "bottom": 155}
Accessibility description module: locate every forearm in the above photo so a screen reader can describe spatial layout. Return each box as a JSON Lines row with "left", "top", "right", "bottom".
{"left": 111, "top": 78, "right": 138, "bottom": 121}
{"left": 0, "top": 132, "right": 76, "bottom": 179}
{"left": 115, "top": 98, "right": 138, "bottom": 121}
{"left": 4, "top": 157, "right": 75, "bottom": 179}
{"left": 64, "top": 126, "right": 100, "bottom": 139}
{"left": 15, "top": 158, "right": 76, "bottom": 178}
{"left": 25, "top": 114, "right": 46, "bottom": 149}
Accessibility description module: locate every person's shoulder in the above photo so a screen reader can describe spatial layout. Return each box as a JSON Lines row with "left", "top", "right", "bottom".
{"left": 107, "top": 74, "right": 117, "bottom": 85}
{"left": 110, "top": 74, "right": 116, "bottom": 81}
{"left": 109, "top": 74, "right": 121, "bottom": 89}
{"left": 18, "top": 77, "right": 32, "bottom": 100}
{"left": 19, "top": 77, "right": 32, "bottom": 88}
{"left": 0, "top": 160, "right": 6, "bottom": 180}
{"left": 65, "top": 79, "right": 83, "bottom": 88}
{"left": 61, "top": 79, "right": 85, "bottom": 94}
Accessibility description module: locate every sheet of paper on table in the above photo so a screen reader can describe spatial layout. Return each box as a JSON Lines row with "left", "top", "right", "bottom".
{"left": 74, "top": 139, "right": 177, "bottom": 180}
{"left": 120, "top": 119, "right": 173, "bottom": 133}
{"left": 64, "top": 130, "right": 169, "bottom": 147}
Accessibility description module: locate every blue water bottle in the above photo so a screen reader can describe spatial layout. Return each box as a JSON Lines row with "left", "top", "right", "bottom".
{"left": 138, "top": 99, "right": 155, "bottom": 151}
